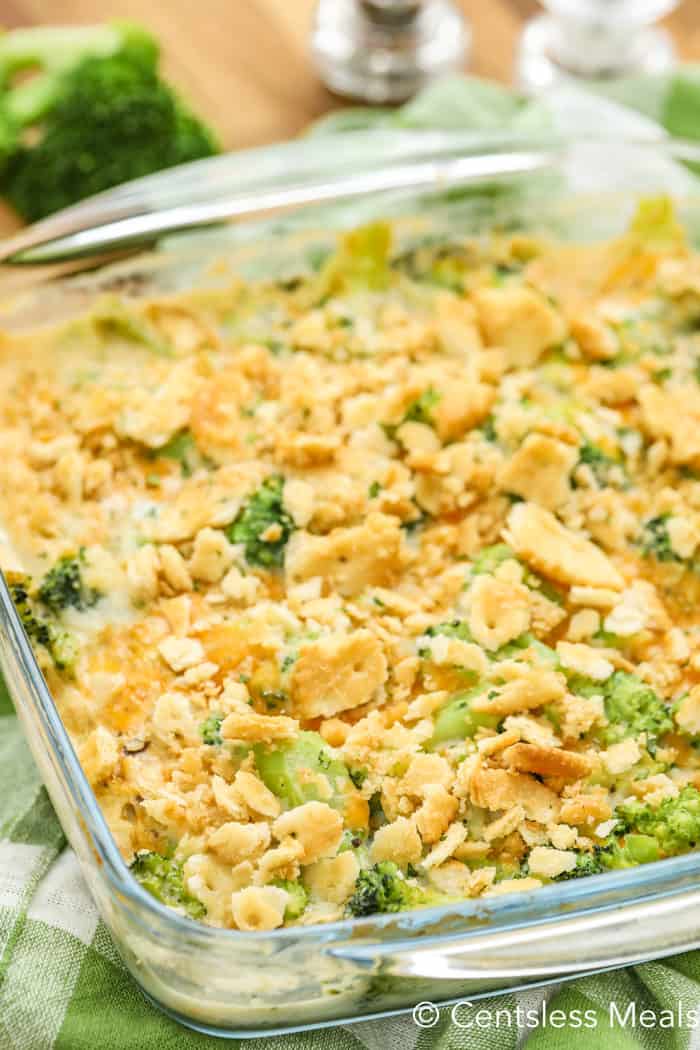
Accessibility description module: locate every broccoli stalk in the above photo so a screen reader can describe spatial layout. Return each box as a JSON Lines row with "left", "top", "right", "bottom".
{"left": 273, "top": 879, "right": 308, "bottom": 921}
{"left": 425, "top": 619, "right": 473, "bottom": 643}
{"left": 471, "top": 543, "right": 515, "bottom": 576}
{"left": 130, "top": 849, "right": 206, "bottom": 919}
{"left": 430, "top": 686, "right": 500, "bottom": 747}
{"left": 0, "top": 22, "right": 218, "bottom": 221}
{"left": 254, "top": 731, "right": 352, "bottom": 811}
{"left": 574, "top": 441, "right": 625, "bottom": 489}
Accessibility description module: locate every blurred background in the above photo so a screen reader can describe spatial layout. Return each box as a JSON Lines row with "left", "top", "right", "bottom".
{"left": 6, "top": 1, "right": 696, "bottom": 150}
{"left": 0, "top": 0, "right": 694, "bottom": 252}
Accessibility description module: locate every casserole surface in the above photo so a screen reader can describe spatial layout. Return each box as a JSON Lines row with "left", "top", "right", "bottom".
{"left": 5, "top": 197, "right": 700, "bottom": 938}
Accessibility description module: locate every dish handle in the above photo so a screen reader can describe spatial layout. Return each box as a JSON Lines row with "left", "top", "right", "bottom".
{"left": 327, "top": 889, "right": 700, "bottom": 979}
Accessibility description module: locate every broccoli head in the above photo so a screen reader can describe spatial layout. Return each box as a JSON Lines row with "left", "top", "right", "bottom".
{"left": 0, "top": 22, "right": 218, "bottom": 221}
{"left": 616, "top": 786, "right": 700, "bottom": 857}
{"left": 9, "top": 576, "right": 78, "bottom": 673}
{"left": 37, "top": 551, "right": 100, "bottom": 613}
{"left": 554, "top": 834, "right": 660, "bottom": 879}
{"left": 574, "top": 441, "right": 625, "bottom": 489}
{"left": 471, "top": 543, "right": 515, "bottom": 576}
{"left": 554, "top": 850, "right": 606, "bottom": 880}
{"left": 347, "top": 862, "right": 429, "bottom": 917}
{"left": 425, "top": 619, "right": 473, "bottom": 643}
{"left": 199, "top": 713, "right": 223, "bottom": 746}
{"left": 227, "top": 475, "right": 295, "bottom": 569}
{"left": 402, "top": 387, "right": 441, "bottom": 428}
{"left": 9, "top": 554, "right": 99, "bottom": 671}
{"left": 600, "top": 671, "right": 673, "bottom": 752}
{"left": 639, "top": 515, "right": 681, "bottom": 563}
{"left": 130, "top": 849, "right": 206, "bottom": 920}
{"left": 150, "top": 429, "right": 205, "bottom": 478}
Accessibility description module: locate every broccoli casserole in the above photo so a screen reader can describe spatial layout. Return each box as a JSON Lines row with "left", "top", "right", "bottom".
{"left": 5, "top": 199, "right": 700, "bottom": 932}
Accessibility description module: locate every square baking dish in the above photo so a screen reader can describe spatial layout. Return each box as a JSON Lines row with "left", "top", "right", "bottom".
{"left": 4, "top": 134, "right": 700, "bottom": 1038}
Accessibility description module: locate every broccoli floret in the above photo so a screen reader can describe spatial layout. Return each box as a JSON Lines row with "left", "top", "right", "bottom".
{"left": 10, "top": 577, "right": 78, "bottom": 673}
{"left": 227, "top": 475, "right": 295, "bottom": 569}
{"left": 347, "top": 862, "right": 429, "bottom": 918}
{"left": 199, "top": 713, "right": 223, "bottom": 746}
{"left": 150, "top": 429, "right": 204, "bottom": 478}
{"left": 574, "top": 441, "right": 625, "bottom": 489}
{"left": 130, "top": 849, "right": 206, "bottom": 919}
{"left": 384, "top": 387, "right": 442, "bottom": 440}
{"left": 639, "top": 515, "right": 680, "bottom": 563}
{"left": 273, "top": 879, "right": 308, "bottom": 921}
{"left": 600, "top": 671, "right": 673, "bottom": 751}
{"left": 554, "top": 850, "right": 607, "bottom": 880}
{"left": 10, "top": 579, "right": 51, "bottom": 649}
{"left": 0, "top": 23, "right": 218, "bottom": 221}
{"left": 403, "top": 387, "right": 441, "bottom": 427}
{"left": 425, "top": 619, "right": 473, "bottom": 642}
{"left": 616, "top": 786, "right": 700, "bottom": 857}
{"left": 37, "top": 551, "right": 100, "bottom": 613}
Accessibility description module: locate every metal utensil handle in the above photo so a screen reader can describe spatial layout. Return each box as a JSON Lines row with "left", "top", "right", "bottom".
{"left": 0, "top": 148, "right": 555, "bottom": 266}
{"left": 328, "top": 888, "right": 700, "bottom": 978}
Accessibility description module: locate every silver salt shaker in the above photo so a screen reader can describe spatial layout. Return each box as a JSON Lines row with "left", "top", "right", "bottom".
{"left": 311, "top": 0, "right": 470, "bottom": 104}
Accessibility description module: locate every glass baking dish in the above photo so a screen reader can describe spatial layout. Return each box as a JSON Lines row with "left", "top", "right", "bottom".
{"left": 4, "top": 135, "right": 700, "bottom": 1038}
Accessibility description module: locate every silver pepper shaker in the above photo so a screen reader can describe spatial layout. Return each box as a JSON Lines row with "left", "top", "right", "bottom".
{"left": 311, "top": 0, "right": 470, "bottom": 104}
{"left": 517, "top": 0, "right": 680, "bottom": 94}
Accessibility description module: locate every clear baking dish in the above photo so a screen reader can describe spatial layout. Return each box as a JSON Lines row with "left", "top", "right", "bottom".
{"left": 4, "top": 134, "right": 700, "bottom": 1038}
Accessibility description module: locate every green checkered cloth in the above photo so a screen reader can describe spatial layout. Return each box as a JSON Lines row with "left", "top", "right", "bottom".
{"left": 6, "top": 65, "right": 700, "bottom": 1049}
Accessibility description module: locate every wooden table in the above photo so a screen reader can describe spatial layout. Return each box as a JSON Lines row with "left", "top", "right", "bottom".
{"left": 2, "top": 1, "right": 698, "bottom": 152}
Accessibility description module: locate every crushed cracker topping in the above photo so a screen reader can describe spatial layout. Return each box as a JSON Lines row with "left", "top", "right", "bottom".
{"left": 5, "top": 209, "right": 700, "bottom": 929}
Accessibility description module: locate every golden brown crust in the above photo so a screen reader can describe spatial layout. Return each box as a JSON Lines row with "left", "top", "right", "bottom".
{"left": 3, "top": 220, "right": 699, "bottom": 928}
